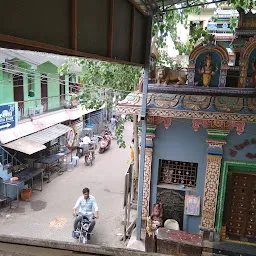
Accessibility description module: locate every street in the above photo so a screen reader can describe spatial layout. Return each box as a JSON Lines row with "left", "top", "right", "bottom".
{"left": 0, "top": 122, "right": 133, "bottom": 248}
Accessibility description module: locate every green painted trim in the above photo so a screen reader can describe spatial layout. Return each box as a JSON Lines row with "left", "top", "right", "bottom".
{"left": 207, "top": 129, "right": 229, "bottom": 140}
{"left": 215, "top": 160, "right": 256, "bottom": 233}
{"left": 138, "top": 125, "right": 156, "bottom": 134}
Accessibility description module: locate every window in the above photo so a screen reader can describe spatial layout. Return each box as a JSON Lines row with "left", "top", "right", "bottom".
{"left": 159, "top": 160, "right": 198, "bottom": 187}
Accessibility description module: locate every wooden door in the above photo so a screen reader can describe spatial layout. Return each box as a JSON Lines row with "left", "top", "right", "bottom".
{"left": 226, "top": 172, "right": 256, "bottom": 242}
{"left": 41, "top": 74, "right": 48, "bottom": 111}
{"left": 59, "top": 75, "right": 65, "bottom": 102}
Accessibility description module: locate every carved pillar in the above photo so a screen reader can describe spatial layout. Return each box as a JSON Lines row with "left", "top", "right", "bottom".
{"left": 201, "top": 130, "right": 228, "bottom": 241}
{"left": 138, "top": 125, "right": 156, "bottom": 220}
{"left": 140, "top": 117, "right": 172, "bottom": 219}
{"left": 192, "top": 119, "right": 245, "bottom": 240}
{"left": 142, "top": 148, "right": 153, "bottom": 219}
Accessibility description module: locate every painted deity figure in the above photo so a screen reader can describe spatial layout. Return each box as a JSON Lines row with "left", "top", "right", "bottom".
{"left": 251, "top": 59, "right": 256, "bottom": 87}
{"left": 198, "top": 54, "right": 218, "bottom": 87}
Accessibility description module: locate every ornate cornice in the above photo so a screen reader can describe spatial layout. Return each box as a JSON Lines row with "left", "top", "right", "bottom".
{"left": 192, "top": 119, "right": 245, "bottom": 135}
{"left": 147, "top": 116, "right": 172, "bottom": 129}
{"left": 116, "top": 106, "right": 256, "bottom": 123}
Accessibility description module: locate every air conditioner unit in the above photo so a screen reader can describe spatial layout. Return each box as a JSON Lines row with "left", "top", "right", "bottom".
{"left": 39, "top": 105, "right": 44, "bottom": 114}
{"left": 28, "top": 107, "right": 36, "bottom": 117}
{"left": 35, "top": 105, "right": 44, "bottom": 115}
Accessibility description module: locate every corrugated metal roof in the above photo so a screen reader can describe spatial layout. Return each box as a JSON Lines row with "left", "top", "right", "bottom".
{"left": 0, "top": 48, "right": 82, "bottom": 73}
{"left": 4, "top": 138, "right": 46, "bottom": 155}
{"left": 24, "top": 124, "right": 72, "bottom": 145}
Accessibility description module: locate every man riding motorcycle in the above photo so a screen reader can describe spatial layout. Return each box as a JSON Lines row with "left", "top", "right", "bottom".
{"left": 80, "top": 133, "right": 95, "bottom": 165}
{"left": 72, "top": 187, "right": 99, "bottom": 240}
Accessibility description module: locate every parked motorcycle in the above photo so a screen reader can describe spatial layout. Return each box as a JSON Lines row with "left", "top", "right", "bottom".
{"left": 98, "top": 132, "right": 111, "bottom": 154}
{"left": 73, "top": 215, "right": 95, "bottom": 244}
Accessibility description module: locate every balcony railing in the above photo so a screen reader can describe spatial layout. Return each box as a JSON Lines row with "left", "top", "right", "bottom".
{"left": 17, "top": 94, "right": 72, "bottom": 120}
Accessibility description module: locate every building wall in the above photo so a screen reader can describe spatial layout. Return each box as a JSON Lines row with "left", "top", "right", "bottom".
{"left": 150, "top": 119, "right": 208, "bottom": 234}
{"left": 223, "top": 123, "right": 256, "bottom": 162}
{"left": 0, "top": 69, "right": 14, "bottom": 104}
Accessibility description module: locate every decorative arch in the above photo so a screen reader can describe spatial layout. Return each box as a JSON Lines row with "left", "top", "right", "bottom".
{"left": 188, "top": 43, "right": 229, "bottom": 87}
{"left": 238, "top": 35, "right": 256, "bottom": 88}
{"left": 189, "top": 43, "right": 229, "bottom": 64}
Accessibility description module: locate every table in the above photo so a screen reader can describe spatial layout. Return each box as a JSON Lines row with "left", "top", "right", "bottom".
{"left": 36, "top": 149, "right": 71, "bottom": 182}
{"left": 3, "top": 167, "right": 44, "bottom": 208}
{"left": 156, "top": 228, "right": 203, "bottom": 256}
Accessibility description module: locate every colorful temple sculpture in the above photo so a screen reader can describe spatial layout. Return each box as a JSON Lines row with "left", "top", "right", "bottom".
{"left": 118, "top": 4, "right": 256, "bottom": 254}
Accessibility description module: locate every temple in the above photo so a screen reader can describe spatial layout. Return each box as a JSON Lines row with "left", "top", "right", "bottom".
{"left": 117, "top": 3, "right": 256, "bottom": 252}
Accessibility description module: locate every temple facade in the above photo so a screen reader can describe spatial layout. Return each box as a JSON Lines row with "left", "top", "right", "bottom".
{"left": 118, "top": 5, "right": 256, "bottom": 246}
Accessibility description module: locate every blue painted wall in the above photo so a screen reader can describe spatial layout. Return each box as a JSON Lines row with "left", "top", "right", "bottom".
{"left": 150, "top": 119, "right": 208, "bottom": 234}
{"left": 223, "top": 123, "right": 256, "bottom": 162}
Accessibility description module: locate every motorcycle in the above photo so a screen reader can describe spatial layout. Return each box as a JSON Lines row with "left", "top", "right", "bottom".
{"left": 84, "top": 143, "right": 96, "bottom": 166}
{"left": 73, "top": 214, "right": 95, "bottom": 244}
{"left": 98, "top": 132, "right": 111, "bottom": 154}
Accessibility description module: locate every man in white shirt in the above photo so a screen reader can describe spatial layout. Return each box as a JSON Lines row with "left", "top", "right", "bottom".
{"left": 82, "top": 133, "right": 91, "bottom": 144}
{"left": 72, "top": 187, "right": 99, "bottom": 239}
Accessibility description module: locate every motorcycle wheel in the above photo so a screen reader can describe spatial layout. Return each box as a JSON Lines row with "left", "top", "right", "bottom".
{"left": 99, "top": 148, "right": 104, "bottom": 154}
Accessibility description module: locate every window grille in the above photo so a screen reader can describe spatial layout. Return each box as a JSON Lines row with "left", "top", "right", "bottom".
{"left": 159, "top": 160, "right": 198, "bottom": 187}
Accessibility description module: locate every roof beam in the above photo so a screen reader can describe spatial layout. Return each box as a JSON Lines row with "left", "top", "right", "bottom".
{"left": 0, "top": 33, "right": 144, "bottom": 67}
{"left": 109, "top": 0, "right": 114, "bottom": 58}
{"left": 71, "top": 0, "right": 78, "bottom": 51}
{"left": 127, "top": 0, "right": 148, "bottom": 16}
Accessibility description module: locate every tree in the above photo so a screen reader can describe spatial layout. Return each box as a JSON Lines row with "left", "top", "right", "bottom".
{"left": 59, "top": 58, "right": 142, "bottom": 148}
{"left": 153, "top": 0, "right": 253, "bottom": 59}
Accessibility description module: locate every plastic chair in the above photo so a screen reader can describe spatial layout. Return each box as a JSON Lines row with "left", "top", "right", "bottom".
{"left": 71, "top": 156, "right": 80, "bottom": 167}
{"left": 164, "top": 219, "right": 180, "bottom": 230}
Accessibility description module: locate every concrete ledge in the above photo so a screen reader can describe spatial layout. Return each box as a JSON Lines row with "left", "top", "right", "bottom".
{"left": 127, "top": 228, "right": 145, "bottom": 252}
{"left": 0, "top": 235, "right": 168, "bottom": 256}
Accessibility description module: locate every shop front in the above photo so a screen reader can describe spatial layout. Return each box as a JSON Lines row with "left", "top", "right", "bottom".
{"left": 0, "top": 123, "right": 73, "bottom": 201}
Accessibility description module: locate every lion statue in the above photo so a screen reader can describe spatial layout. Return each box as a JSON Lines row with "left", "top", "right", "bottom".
{"left": 156, "top": 66, "right": 187, "bottom": 86}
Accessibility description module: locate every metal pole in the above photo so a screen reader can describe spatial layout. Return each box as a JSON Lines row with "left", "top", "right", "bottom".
{"left": 136, "top": 14, "right": 153, "bottom": 241}
{"left": 132, "top": 115, "right": 139, "bottom": 202}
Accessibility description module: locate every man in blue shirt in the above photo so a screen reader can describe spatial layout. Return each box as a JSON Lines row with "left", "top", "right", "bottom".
{"left": 73, "top": 187, "right": 99, "bottom": 239}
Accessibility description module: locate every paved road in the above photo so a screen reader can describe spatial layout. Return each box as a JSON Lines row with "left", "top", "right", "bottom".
{"left": 0, "top": 122, "right": 133, "bottom": 248}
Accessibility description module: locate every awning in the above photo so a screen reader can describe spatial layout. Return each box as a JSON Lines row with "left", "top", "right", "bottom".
{"left": 24, "top": 124, "right": 72, "bottom": 145}
{"left": 4, "top": 138, "right": 46, "bottom": 155}
{"left": 3, "top": 124, "right": 72, "bottom": 155}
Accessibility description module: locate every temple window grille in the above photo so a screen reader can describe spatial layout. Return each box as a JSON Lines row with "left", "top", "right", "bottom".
{"left": 159, "top": 160, "right": 198, "bottom": 188}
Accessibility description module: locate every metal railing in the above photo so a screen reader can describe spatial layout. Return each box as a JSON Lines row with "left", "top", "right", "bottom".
{"left": 17, "top": 94, "right": 72, "bottom": 120}
{"left": 0, "top": 146, "right": 26, "bottom": 169}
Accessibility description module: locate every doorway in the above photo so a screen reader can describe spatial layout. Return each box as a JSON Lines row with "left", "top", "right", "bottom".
{"left": 13, "top": 74, "right": 24, "bottom": 117}
{"left": 59, "top": 75, "right": 65, "bottom": 103}
{"left": 41, "top": 74, "right": 48, "bottom": 111}
{"left": 224, "top": 171, "right": 256, "bottom": 243}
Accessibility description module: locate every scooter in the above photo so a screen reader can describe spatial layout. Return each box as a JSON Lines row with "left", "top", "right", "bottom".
{"left": 72, "top": 215, "right": 95, "bottom": 244}
{"left": 98, "top": 133, "right": 111, "bottom": 154}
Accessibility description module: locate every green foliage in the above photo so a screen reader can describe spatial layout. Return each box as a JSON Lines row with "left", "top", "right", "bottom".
{"left": 115, "top": 118, "right": 126, "bottom": 149}
{"left": 229, "top": 16, "right": 238, "bottom": 34}
{"left": 153, "top": 0, "right": 254, "bottom": 59}
{"left": 156, "top": 49, "right": 184, "bottom": 68}
{"left": 152, "top": 5, "right": 202, "bottom": 50}
{"left": 228, "top": 0, "right": 251, "bottom": 8}
{"left": 59, "top": 58, "right": 141, "bottom": 148}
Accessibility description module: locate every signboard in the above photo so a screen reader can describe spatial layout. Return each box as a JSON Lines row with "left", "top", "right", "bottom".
{"left": 184, "top": 195, "right": 200, "bottom": 216}
{"left": 0, "top": 102, "right": 18, "bottom": 131}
